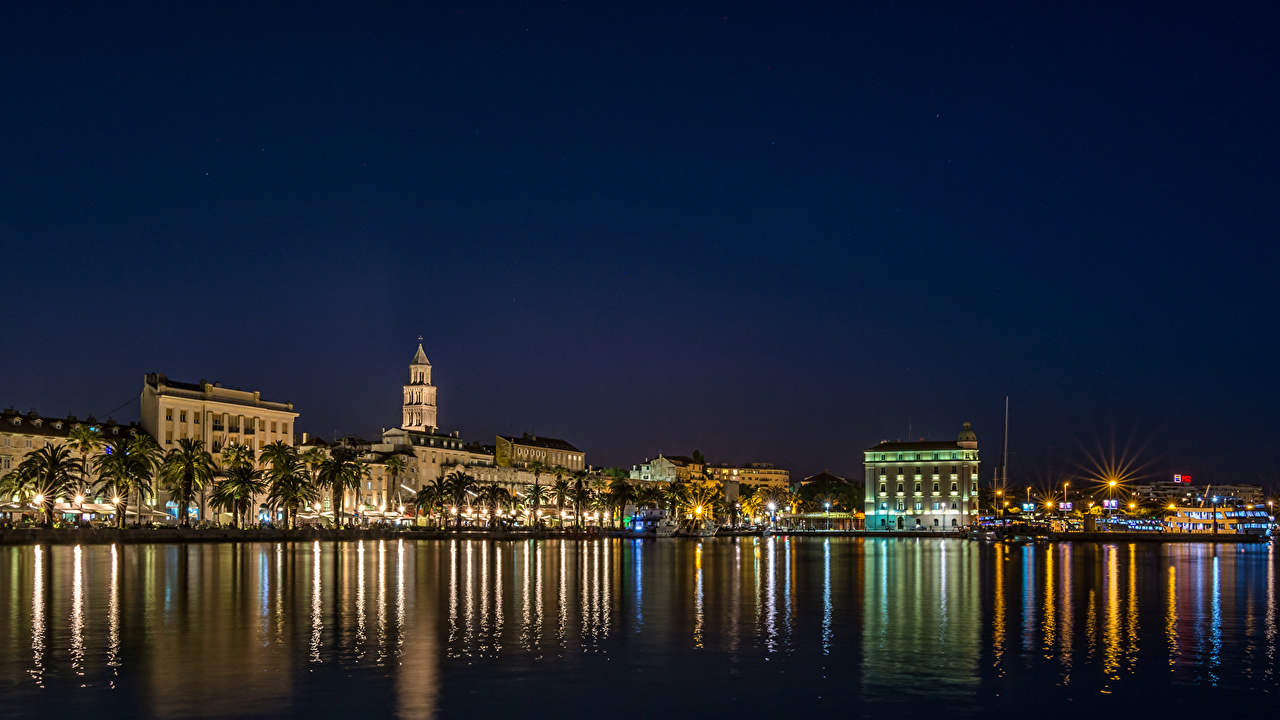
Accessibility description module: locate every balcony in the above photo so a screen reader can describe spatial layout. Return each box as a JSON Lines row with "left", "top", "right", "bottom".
{"left": 228, "top": 426, "right": 240, "bottom": 434}
{"left": 211, "top": 424, "right": 225, "bottom": 432}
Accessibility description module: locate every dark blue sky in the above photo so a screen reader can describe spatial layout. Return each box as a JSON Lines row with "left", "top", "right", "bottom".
{"left": 3, "top": 1, "right": 1277, "bottom": 489}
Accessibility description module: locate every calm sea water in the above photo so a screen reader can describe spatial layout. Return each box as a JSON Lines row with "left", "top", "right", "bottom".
{"left": 0, "top": 537, "right": 1275, "bottom": 718}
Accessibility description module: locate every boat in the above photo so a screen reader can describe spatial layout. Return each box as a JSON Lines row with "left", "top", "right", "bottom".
{"left": 1163, "top": 507, "right": 1273, "bottom": 537}
{"left": 654, "top": 517, "right": 680, "bottom": 537}
{"left": 1001, "top": 521, "right": 1052, "bottom": 543}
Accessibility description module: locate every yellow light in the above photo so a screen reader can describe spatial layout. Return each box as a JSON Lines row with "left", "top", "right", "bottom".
{"left": 450, "top": 506, "right": 457, "bottom": 514}
{"left": 113, "top": 496, "right": 121, "bottom": 504}
{"left": 1168, "top": 504, "right": 1176, "bottom": 510}
{"left": 33, "top": 494, "right": 44, "bottom": 504}
{"left": 1129, "top": 502, "right": 1136, "bottom": 509}
{"left": 1109, "top": 481, "right": 1117, "bottom": 487}
{"left": 398, "top": 505, "right": 405, "bottom": 513}
{"left": 74, "top": 495, "right": 84, "bottom": 504}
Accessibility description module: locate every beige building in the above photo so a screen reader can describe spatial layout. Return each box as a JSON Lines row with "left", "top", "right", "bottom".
{"left": 630, "top": 454, "right": 705, "bottom": 483}
{"left": 496, "top": 433, "right": 585, "bottom": 471}
{"left": 141, "top": 374, "right": 298, "bottom": 522}
{"left": 140, "top": 373, "right": 298, "bottom": 457}
{"left": 1, "top": 407, "right": 142, "bottom": 476}
{"left": 709, "top": 462, "right": 790, "bottom": 489}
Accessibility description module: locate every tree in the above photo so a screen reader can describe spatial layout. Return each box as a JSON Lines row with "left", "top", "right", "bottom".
{"left": 384, "top": 455, "right": 408, "bottom": 509}
{"left": 65, "top": 423, "right": 102, "bottom": 506}
{"left": 444, "top": 469, "right": 477, "bottom": 529}
{"left": 260, "top": 443, "right": 313, "bottom": 529}
{"left": 93, "top": 436, "right": 161, "bottom": 527}
{"left": 7, "top": 445, "right": 82, "bottom": 527}
{"left": 525, "top": 483, "right": 549, "bottom": 528}
{"left": 317, "top": 451, "right": 363, "bottom": 526}
{"left": 258, "top": 440, "right": 295, "bottom": 474}
{"left": 478, "top": 484, "right": 510, "bottom": 527}
{"left": 211, "top": 464, "right": 267, "bottom": 528}
{"left": 158, "top": 438, "right": 216, "bottom": 527}
{"left": 571, "top": 470, "right": 592, "bottom": 527}
{"left": 551, "top": 477, "right": 572, "bottom": 528}
{"left": 607, "top": 478, "right": 636, "bottom": 528}
{"left": 220, "top": 441, "right": 254, "bottom": 472}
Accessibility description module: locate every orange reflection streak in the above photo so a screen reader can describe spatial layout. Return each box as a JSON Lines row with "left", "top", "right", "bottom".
{"left": 356, "top": 541, "right": 367, "bottom": 655}
{"left": 1059, "top": 544, "right": 1074, "bottom": 676}
{"left": 377, "top": 540, "right": 387, "bottom": 662}
{"left": 30, "top": 544, "right": 43, "bottom": 687}
{"left": 1166, "top": 563, "right": 1178, "bottom": 667}
{"left": 310, "top": 541, "right": 322, "bottom": 663}
{"left": 71, "top": 545, "right": 85, "bottom": 675}
{"left": 1126, "top": 544, "right": 1139, "bottom": 670}
{"left": 694, "top": 542, "right": 704, "bottom": 649}
{"left": 1042, "top": 548, "right": 1055, "bottom": 656}
{"left": 1103, "top": 546, "right": 1120, "bottom": 679}
{"left": 992, "top": 545, "right": 1005, "bottom": 674}
{"left": 1085, "top": 588, "right": 1098, "bottom": 663}
{"left": 108, "top": 544, "right": 120, "bottom": 676}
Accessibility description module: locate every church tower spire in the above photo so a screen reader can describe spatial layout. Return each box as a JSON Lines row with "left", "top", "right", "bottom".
{"left": 403, "top": 337, "right": 437, "bottom": 432}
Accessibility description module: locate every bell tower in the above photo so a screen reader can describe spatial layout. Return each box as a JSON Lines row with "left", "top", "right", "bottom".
{"left": 402, "top": 338, "right": 437, "bottom": 432}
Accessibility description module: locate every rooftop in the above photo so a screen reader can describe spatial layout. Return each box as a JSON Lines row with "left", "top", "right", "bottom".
{"left": 499, "top": 434, "right": 582, "bottom": 453}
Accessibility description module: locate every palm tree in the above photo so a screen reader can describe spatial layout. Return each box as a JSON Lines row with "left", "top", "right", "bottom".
{"left": 477, "top": 484, "right": 511, "bottom": 527}
{"left": 443, "top": 469, "right": 478, "bottom": 529}
{"left": 384, "top": 455, "right": 408, "bottom": 509}
{"left": 93, "top": 436, "right": 161, "bottom": 527}
{"left": 551, "top": 478, "right": 572, "bottom": 528}
{"left": 258, "top": 440, "right": 295, "bottom": 473}
{"left": 608, "top": 478, "right": 636, "bottom": 528}
{"left": 220, "top": 441, "right": 254, "bottom": 472}
{"left": 66, "top": 423, "right": 102, "bottom": 505}
{"left": 317, "top": 452, "right": 363, "bottom": 526}
{"left": 158, "top": 438, "right": 216, "bottom": 527}
{"left": 525, "top": 483, "right": 549, "bottom": 528}
{"left": 527, "top": 460, "right": 547, "bottom": 496}
{"left": 266, "top": 456, "right": 314, "bottom": 529}
{"left": 7, "top": 445, "right": 82, "bottom": 527}
{"left": 549, "top": 465, "right": 570, "bottom": 525}
{"left": 211, "top": 464, "right": 267, "bottom": 528}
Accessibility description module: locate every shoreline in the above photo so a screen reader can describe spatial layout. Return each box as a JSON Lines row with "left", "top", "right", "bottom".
{"left": 0, "top": 527, "right": 1269, "bottom": 545}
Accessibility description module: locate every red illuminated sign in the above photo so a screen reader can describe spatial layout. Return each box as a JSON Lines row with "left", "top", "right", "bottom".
{"left": 1173, "top": 474, "right": 1191, "bottom": 483}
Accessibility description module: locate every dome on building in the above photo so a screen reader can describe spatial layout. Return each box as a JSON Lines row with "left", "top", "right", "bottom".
{"left": 958, "top": 421, "right": 977, "bottom": 443}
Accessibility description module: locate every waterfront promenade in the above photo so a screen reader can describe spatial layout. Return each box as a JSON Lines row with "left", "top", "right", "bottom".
{"left": 0, "top": 526, "right": 1266, "bottom": 545}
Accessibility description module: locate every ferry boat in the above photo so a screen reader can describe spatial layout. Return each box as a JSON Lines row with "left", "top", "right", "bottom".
{"left": 1163, "top": 507, "right": 1273, "bottom": 536}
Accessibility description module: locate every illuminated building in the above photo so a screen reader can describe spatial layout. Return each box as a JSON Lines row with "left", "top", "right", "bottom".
{"left": 863, "top": 421, "right": 980, "bottom": 530}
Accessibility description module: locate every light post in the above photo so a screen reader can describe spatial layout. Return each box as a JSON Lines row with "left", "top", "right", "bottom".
{"left": 767, "top": 502, "right": 776, "bottom": 529}
{"left": 825, "top": 502, "right": 831, "bottom": 531}
{"left": 995, "top": 489, "right": 1003, "bottom": 517}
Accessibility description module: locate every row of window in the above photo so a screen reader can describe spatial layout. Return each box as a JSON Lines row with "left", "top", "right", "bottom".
{"left": 870, "top": 451, "right": 973, "bottom": 461}
{"left": 165, "top": 410, "right": 289, "bottom": 436}
{"left": 880, "top": 482, "right": 966, "bottom": 494}
{"left": 879, "top": 501, "right": 962, "bottom": 511}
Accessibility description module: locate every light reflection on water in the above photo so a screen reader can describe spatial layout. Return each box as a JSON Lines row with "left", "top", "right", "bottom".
{"left": 0, "top": 538, "right": 1276, "bottom": 718}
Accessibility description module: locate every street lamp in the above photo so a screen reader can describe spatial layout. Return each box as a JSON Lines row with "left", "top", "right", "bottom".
{"left": 825, "top": 501, "right": 831, "bottom": 531}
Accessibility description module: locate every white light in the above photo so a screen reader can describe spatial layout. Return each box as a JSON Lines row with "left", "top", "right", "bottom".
{"left": 75, "top": 495, "right": 84, "bottom": 504}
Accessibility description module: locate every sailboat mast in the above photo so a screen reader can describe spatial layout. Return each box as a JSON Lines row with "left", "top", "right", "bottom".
{"left": 1001, "top": 396, "right": 1009, "bottom": 492}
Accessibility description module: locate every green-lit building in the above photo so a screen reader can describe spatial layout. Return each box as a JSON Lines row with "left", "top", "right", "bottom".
{"left": 863, "top": 422, "right": 980, "bottom": 530}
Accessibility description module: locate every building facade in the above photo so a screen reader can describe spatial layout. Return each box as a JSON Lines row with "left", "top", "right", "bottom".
{"left": 140, "top": 373, "right": 298, "bottom": 457}
{"left": 1, "top": 408, "right": 142, "bottom": 477}
{"left": 630, "top": 454, "right": 704, "bottom": 483}
{"left": 495, "top": 433, "right": 585, "bottom": 471}
{"left": 709, "top": 462, "right": 790, "bottom": 489}
{"left": 863, "top": 422, "right": 980, "bottom": 530}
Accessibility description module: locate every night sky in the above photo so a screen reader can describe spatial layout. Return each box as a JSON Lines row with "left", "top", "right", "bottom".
{"left": 3, "top": 2, "right": 1278, "bottom": 489}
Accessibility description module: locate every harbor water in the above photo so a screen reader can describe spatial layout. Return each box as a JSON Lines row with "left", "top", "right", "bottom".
{"left": 0, "top": 537, "right": 1275, "bottom": 718}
